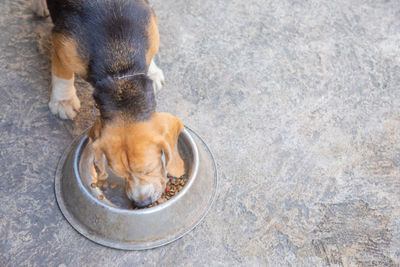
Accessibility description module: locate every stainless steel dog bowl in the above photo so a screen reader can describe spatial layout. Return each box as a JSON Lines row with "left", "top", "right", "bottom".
{"left": 54, "top": 127, "right": 217, "bottom": 250}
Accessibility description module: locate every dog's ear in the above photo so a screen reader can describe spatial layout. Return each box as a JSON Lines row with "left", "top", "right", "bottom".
{"left": 91, "top": 140, "right": 108, "bottom": 180}
{"left": 88, "top": 118, "right": 108, "bottom": 179}
{"left": 157, "top": 113, "right": 185, "bottom": 177}
{"left": 88, "top": 117, "right": 103, "bottom": 141}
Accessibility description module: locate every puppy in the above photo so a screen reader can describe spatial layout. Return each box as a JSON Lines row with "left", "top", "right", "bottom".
{"left": 34, "top": 0, "right": 185, "bottom": 207}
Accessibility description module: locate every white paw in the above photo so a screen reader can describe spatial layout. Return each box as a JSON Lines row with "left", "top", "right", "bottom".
{"left": 148, "top": 60, "right": 165, "bottom": 94}
{"left": 49, "top": 94, "right": 81, "bottom": 120}
{"left": 151, "top": 69, "right": 165, "bottom": 93}
{"left": 32, "top": 0, "right": 49, "bottom": 17}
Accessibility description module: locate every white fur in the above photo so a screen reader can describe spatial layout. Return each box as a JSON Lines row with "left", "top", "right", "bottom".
{"left": 49, "top": 74, "right": 81, "bottom": 120}
{"left": 32, "top": 0, "right": 49, "bottom": 17}
{"left": 147, "top": 59, "right": 165, "bottom": 94}
{"left": 126, "top": 154, "right": 167, "bottom": 205}
{"left": 126, "top": 174, "right": 162, "bottom": 204}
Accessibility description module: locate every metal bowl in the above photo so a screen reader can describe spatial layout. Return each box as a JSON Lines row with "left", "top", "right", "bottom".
{"left": 54, "top": 127, "right": 217, "bottom": 250}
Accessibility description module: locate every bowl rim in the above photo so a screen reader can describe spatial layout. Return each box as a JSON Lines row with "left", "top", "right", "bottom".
{"left": 55, "top": 126, "right": 218, "bottom": 250}
{"left": 73, "top": 128, "right": 200, "bottom": 214}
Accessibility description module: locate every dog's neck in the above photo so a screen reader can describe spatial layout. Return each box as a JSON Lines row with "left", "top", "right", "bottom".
{"left": 92, "top": 72, "right": 156, "bottom": 123}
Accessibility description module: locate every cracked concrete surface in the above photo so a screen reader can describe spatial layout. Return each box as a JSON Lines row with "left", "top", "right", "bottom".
{"left": 1, "top": 0, "right": 400, "bottom": 266}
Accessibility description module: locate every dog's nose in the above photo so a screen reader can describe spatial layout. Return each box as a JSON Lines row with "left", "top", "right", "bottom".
{"left": 133, "top": 198, "right": 153, "bottom": 208}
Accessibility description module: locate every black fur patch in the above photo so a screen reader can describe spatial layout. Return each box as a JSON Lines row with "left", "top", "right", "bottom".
{"left": 46, "top": 0, "right": 155, "bottom": 121}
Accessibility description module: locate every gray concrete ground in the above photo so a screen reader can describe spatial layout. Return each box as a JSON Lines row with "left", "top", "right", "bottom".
{"left": 1, "top": 0, "right": 400, "bottom": 266}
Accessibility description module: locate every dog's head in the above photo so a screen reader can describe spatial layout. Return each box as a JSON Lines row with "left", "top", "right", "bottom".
{"left": 88, "top": 112, "right": 184, "bottom": 207}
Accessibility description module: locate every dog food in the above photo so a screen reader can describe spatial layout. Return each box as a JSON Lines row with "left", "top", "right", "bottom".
{"left": 132, "top": 174, "right": 189, "bottom": 209}
{"left": 91, "top": 174, "right": 189, "bottom": 209}
{"left": 91, "top": 180, "right": 108, "bottom": 189}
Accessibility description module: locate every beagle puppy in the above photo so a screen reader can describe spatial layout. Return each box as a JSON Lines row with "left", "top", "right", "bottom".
{"left": 34, "top": 0, "right": 185, "bottom": 207}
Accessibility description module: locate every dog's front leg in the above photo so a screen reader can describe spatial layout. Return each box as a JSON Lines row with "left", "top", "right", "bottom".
{"left": 48, "top": 49, "right": 81, "bottom": 120}
{"left": 148, "top": 59, "right": 165, "bottom": 93}
{"left": 32, "top": 0, "right": 49, "bottom": 17}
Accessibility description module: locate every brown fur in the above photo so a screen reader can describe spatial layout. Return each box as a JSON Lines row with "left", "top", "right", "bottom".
{"left": 50, "top": 13, "right": 175, "bottom": 187}
{"left": 51, "top": 13, "right": 159, "bottom": 81}
{"left": 146, "top": 13, "right": 160, "bottom": 65}
{"left": 88, "top": 112, "right": 185, "bottom": 186}
{"left": 51, "top": 34, "right": 88, "bottom": 80}
{"left": 47, "top": 0, "right": 180, "bottom": 205}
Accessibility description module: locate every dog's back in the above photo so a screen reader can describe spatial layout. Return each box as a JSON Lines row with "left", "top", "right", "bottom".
{"left": 34, "top": 0, "right": 184, "bottom": 207}
{"left": 47, "top": 0, "right": 152, "bottom": 79}
{"left": 46, "top": 0, "right": 158, "bottom": 120}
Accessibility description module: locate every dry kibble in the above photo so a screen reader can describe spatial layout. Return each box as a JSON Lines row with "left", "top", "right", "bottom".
{"left": 98, "top": 195, "right": 104, "bottom": 200}
{"left": 110, "top": 183, "right": 117, "bottom": 189}
{"left": 103, "top": 181, "right": 109, "bottom": 188}
{"left": 91, "top": 183, "right": 97, "bottom": 188}
{"left": 132, "top": 174, "right": 189, "bottom": 209}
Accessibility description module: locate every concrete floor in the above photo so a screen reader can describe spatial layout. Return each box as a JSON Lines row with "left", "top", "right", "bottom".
{"left": 1, "top": 0, "right": 400, "bottom": 266}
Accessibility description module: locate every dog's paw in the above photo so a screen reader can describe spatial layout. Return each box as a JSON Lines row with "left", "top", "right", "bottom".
{"left": 150, "top": 68, "right": 165, "bottom": 93}
{"left": 32, "top": 0, "right": 50, "bottom": 17}
{"left": 49, "top": 94, "right": 81, "bottom": 120}
{"left": 148, "top": 60, "right": 165, "bottom": 94}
